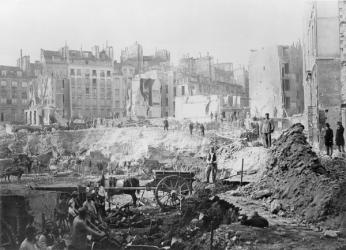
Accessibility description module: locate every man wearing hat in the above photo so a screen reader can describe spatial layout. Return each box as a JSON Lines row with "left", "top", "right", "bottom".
{"left": 69, "top": 207, "right": 105, "bottom": 250}
{"left": 206, "top": 146, "right": 217, "bottom": 183}
{"left": 260, "top": 113, "right": 275, "bottom": 148}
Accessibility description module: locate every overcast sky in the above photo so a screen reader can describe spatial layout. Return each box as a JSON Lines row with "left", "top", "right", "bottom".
{"left": 0, "top": 0, "right": 307, "bottom": 67}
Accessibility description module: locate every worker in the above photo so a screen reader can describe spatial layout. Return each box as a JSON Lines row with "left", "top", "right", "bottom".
{"left": 19, "top": 225, "right": 38, "bottom": 250}
{"left": 83, "top": 193, "right": 97, "bottom": 217}
{"left": 189, "top": 122, "right": 194, "bottom": 135}
{"left": 260, "top": 113, "right": 275, "bottom": 148}
{"left": 97, "top": 184, "right": 107, "bottom": 217}
{"left": 336, "top": 121, "right": 345, "bottom": 153}
{"left": 69, "top": 207, "right": 105, "bottom": 250}
{"left": 206, "top": 147, "right": 217, "bottom": 183}
{"left": 325, "top": 123, "right": 334, "bottom": 156}
{"left": 37, "top": 222, "right": 63, "bottom": 250}
{"left": 68, "top": 191, "right": 80, "bottom": 225}
{"left": 163, "top": 118, "right": 169, "bottom": 131}
{"left": 200, "top": 123, "right": 205, "bottom": 137}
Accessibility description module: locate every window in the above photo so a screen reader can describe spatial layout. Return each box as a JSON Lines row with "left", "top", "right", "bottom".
{"left": 22, "top": 92, "right": 27, "bottom": 99}
{"left": 92, "top": 70, "right": 97, "bottom": 76}
{"left": 0, "top": 98, "right": 6, "bottom": 104}
{"left": 107, "top": 71, "right": 111, "bottom": 77}
{"left": 86, "top": 87, "right": 90, "bottom": 94}
{"left": 22, "top": 81, "right": 27, "bottom": 88}
{"left": 284, "top": 63, "right": 289, "bottom": 74}
{"left": 70, "top": 69, "right": 75, "bottom": 75}
{"left": 283, "top": 79, "right": 290, "bottom": 91}
{"left": 12, "top": 88, "right": 17, "bottom": 98}
{"left": 173, "top": 87, "right": 176, "bottom": 97}
{"left": 92, "top": 78, "right": 97, "bottom": 84}
{"left": 285, "top": 96, "right": 290, "bottom": 109}
{"left": 0, "top": 112, "right": 3, "bottom": 122}
{"left": 166, "top": 86, "right": 168, "bottom": 94}
{"left": 17, "top": 71, "right": 22, "bottom": 77}
{"left": 7, "top": 99, "right": 12, "bottom": 104}
{"left": 12, "top": 81, "right": 17, "bottom": 87}
{"left": 263, "top": 66, "right": 265, "bottom": 71}
{"left": 12, "top": 98, "right": 17, "bottom": 104}
{"left": 115, "top": 101, "right": 120, "bottom": 107}
{"left": 1, "top": 70, "right": 6, "bottom": 77}
{"left": 115, "top": 89, "right": 120, "bottom": 96}
{"left": 1, "top": 81, "right": 6, "bottom": 87}
{"left": 100, "top": 71, "right": 105, "bottom": 78}
{"left": 182, "top": 86, "right": 185, "bottom": 96}
{"left": 77, "top": 69, "right": 81, "bottom": 76}
{"left": 166, "top": 97, "right": 168, "bottom": 106}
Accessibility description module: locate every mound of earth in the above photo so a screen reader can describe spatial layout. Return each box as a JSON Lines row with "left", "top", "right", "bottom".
{"left": 244, "top": 123, "right": 346, "bottom": 226}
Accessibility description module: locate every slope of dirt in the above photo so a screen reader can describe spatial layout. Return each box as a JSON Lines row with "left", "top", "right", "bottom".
{"left": 243, "top": 123, "right": 346, "bottom": 226}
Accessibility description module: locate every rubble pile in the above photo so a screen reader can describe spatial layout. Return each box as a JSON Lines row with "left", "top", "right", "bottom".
{"left": 245, "top": 123, "right": 346, "bottom": 224}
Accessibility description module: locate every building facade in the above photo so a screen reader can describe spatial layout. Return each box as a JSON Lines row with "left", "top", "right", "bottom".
{"left": 339, "top": 0, "right": 346, "bottom": 127}
{"left": 0, "top": 66, "right": 32, "bottom": 123}
{"left": 30, "top": 44, "right": 126, "bottom": 125}
{"left": 303, "top": 1, "right": 341, "bottom": 148}
{"left": 249, "top": 44, "right": 304, "bottom": 119}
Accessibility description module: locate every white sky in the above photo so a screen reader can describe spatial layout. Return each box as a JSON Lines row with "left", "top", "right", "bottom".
{"left": 0, "top": 0, "right": 307, "bottom": 67}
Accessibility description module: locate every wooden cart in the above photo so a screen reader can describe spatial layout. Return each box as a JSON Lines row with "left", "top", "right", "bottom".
{"left": 32, "top": 170, "right": 195, "bottom": 210}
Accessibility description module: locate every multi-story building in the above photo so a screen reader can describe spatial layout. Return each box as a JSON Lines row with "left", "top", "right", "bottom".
{"left": 0, "top": 66, "right": 32, "bottom": 123}
{"left": 249, "top": 44, "right": 304, "bottom": 120}
{"left": 26, "top": 44, "right": 126, "bottom": 125}
{"left": 303, "top": 1, "right": 341, "bottom": 147}
{"left": 233, "top": 66, "right": 250, "bottom": 107}
{"left": 339, "top": 1, "right": 346, "bottom": 127}
{"left": 0, "top": 52, "right": 40, "bottom": 123}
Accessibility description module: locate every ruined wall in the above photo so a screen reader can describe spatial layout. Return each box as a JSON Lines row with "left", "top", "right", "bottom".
{"left": 317, "top": 59, "right": 341, "bottom": 131}
{"left": 249, "top": 47, "right": 282, "bottom": 118}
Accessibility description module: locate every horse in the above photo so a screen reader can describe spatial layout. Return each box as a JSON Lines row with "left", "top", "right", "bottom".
{"left": 108, "top": 177, "right": 140, "bottom": 206}
{"left": 1, "top": 167, "right": 24, "bottom": 182}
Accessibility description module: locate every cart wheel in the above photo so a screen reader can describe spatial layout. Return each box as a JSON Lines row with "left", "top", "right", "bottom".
{"left": 155, "top": 175, "right": 192, "bottom": 209}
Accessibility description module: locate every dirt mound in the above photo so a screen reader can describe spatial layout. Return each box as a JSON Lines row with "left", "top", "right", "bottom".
{"left": 245, "top": 123, "right": 346, "bottom": 225}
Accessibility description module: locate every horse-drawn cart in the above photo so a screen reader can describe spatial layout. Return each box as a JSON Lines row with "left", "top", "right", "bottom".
{"left": 32, "top": 170, "right": 195, "bottom": 210}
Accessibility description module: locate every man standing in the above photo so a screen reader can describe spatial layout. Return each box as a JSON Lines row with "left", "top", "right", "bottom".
{"left": 206, "top": 147, "right": 217, "bottom": 183}
{"left": 260, "top": 113, "right": 275, "bottom": 148}
{"left": 163, "top": 119, "right": 169, "bottom": 131}
{"left": 189, "top": 122, "right": 194, "bottom": 135}
{"left": 336, "top": 121, "right": 345, "bottom": 153}
{"left": 200, "top": 123, "right": 205, "bottom": 137}
{"left": 325, "top": 123, "right": 333, "bottom": 156}
{"left": 69, "top": 207, "right": 105, "bottom": 250}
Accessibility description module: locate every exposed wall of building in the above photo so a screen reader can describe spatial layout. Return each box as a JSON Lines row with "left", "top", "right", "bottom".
{"left": 249, "top": 47, "right": 283, "bottom": 118}
{"left": 0, "top": 66, "right": 32, "bottom": 123}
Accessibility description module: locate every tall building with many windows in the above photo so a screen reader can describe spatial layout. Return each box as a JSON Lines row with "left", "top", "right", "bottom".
{"left": 0, "top": 66, "right": 33, "bottom": 123}
{"left": 28, "top": 44, "right": 125, "bottom": 125}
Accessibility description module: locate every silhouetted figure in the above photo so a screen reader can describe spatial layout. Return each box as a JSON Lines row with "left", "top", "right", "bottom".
{"left": 336, "top": 121, "right": 345, "bottom": 153}
{"left": 325, "top": 123, "right": 333, "bottom": 156}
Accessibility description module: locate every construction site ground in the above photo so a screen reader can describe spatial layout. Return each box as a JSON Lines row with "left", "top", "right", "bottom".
{"left": 1, "top": 122, "right": 346, "bottom": 249}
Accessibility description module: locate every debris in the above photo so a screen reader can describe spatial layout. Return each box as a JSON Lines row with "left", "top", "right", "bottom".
{"left": 270, "top": 199, "right": 282, "bottom": 214}
{"left": 323, "top": 230, "right": 340, "bottom": 238}
{"left": 240, "top": 211, "right": 269, "bottom": 228}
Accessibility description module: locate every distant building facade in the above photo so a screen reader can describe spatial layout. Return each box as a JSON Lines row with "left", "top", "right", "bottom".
{"left": 303, "top": 1, "right": 341, "bottom": 147}
{"left": 0, "top": 52, "right": 40, "bottom": 123}
{"left": 28, "top": 44, "right": 126, "bottom": 125}
{"left": 249, "top": 44, "right": 304, "bottom": 119}
{"left": 175, "top": 54, "right": 246, "bottom": 120}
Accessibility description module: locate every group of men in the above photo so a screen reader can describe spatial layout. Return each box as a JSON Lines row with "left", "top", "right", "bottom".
{"left": 324, "top": 121, "right": 345, "bottom": 156}
{"left": 163, "top": 119, "right": 205, "bottom": 136}
{"left": 20, "top": 181, "right": 108, "bottom": 250}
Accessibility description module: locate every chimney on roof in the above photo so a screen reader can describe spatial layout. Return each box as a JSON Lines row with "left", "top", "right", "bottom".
{"left": 93, "top": 45, "right": 100, "bottom": 59}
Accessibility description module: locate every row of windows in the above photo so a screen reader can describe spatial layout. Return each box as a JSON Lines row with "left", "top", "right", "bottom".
{"left": 70, "top": 69, "right": 112, "bottom": 77}
{"left": 1, "top": 70, "right": 22, "bottom": 77}
{"left": 72, "top": 100, "right": 121, "bottom": 109}
{"left": 0, "top": 98, "right": 28, "bottom": 104}
{"left": 1, "top": 80, "right": 28, "bottom": 87}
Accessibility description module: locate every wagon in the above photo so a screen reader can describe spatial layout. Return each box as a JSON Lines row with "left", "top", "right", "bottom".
{"left": 31, "top": 170, "right": 195, "bottom": 210}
